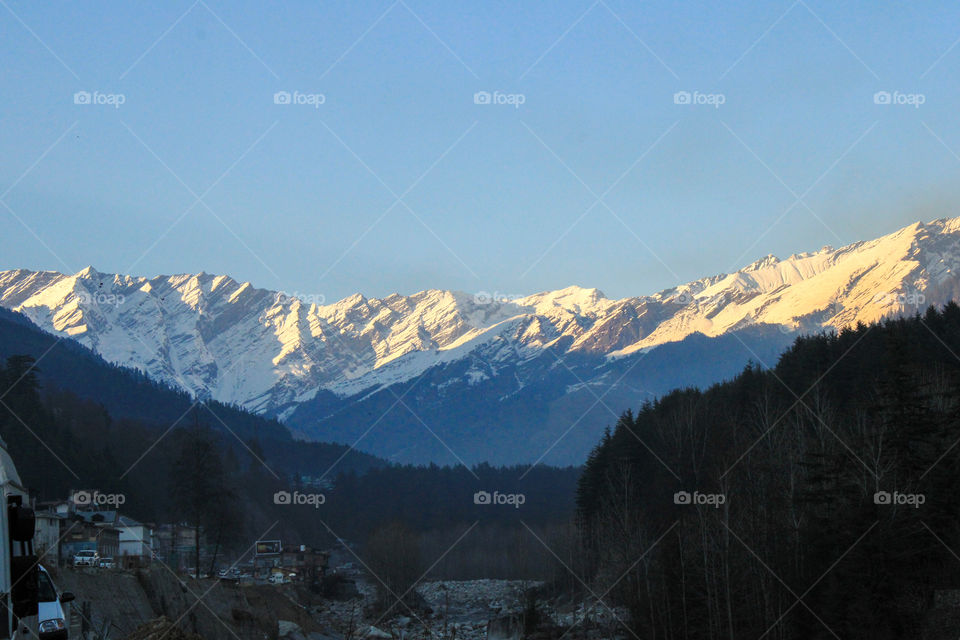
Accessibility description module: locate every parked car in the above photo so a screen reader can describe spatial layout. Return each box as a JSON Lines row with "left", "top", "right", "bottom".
{"left": 217, "top": 568, "right": 240, "bottom": 581}
{"left": 37, "top": 565, "right": 75, "bottom": 640}
{"left": 72, "top": 550, "right": 99, "bottom": 566}
{"left": 97, "top": 557, "right": 114, "bottom": 569}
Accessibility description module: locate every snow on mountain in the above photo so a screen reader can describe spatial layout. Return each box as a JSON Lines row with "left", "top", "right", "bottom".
{"left": 611, "top": 218, "right": 960, "bottom": 355}
{"left": 1, "top": 217, "right": 959, "bottom": 419}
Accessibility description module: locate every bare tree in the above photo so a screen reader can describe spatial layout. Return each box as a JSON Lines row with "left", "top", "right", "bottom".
{"left": 364, "top": 521, "right": 425, "bottom": 617}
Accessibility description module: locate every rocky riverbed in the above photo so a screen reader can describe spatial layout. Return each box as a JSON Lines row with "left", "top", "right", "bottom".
{"left": 55, "top": 564, "right": 629, "bottom": 640}
{"left": 311, "top": 576, "right": 536, "bottom": 640}
{"left": 309, "top": 568, "right": 628, "bottom": 640}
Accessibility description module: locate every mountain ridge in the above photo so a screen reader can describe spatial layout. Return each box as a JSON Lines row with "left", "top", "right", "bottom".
{"left": 0, "top": 217, "right": 958, "bottom": 462}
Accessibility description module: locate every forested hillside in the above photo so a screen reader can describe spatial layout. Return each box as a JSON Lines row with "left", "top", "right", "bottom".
{"left": 577, "top": 303, "right": 960, "bottom": 639}
{"left": 0, "top": 342, "right": 382, "bottom": 548}
{"left": 0, "top": 308, "right": 579, "bottom": 574}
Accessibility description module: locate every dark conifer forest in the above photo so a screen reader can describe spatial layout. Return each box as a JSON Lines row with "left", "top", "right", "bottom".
{"left": 576, "top": 303, "right": 960, "bottom": 639}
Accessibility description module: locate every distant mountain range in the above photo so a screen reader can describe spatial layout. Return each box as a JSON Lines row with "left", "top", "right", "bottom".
{"left": 2, "top": 217, "right": 958, "bottom": 464}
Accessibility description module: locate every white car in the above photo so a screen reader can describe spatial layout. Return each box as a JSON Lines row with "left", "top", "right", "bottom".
{"left": 72, "top": 550, "right": 99, "bottom": 566}
{"left": 37, "top": 565, "right": 74, "bottom": 640}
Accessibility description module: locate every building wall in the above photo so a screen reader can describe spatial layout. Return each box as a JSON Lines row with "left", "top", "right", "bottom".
{"left": 34, "top": 517, "right": 62, "bottom": 566}
{"left": 119, "top": 525, "right": 152, "bottom": 557}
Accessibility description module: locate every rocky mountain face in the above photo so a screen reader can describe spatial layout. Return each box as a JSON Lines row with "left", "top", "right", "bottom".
{"left": 2, "top": 217, "right": 958, "bottom": 463}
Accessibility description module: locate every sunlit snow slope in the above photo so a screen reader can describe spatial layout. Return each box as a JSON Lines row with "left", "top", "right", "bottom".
{"left": 0, "top": 217, "right": 957, "bottom": 450}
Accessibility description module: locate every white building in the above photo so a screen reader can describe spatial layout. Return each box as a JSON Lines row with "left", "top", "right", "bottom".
{"left": 117, "top": 516, "right": 153, "bottom": 568}
{"left": 34, "top": 512, "right": 64, "bottom": 566}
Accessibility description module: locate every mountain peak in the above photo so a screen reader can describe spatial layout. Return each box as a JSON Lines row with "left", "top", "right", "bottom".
{"left": 74, "top": 266, "right": 100, "bottom": 279}
{"left": 332, "top": 292, "right": 368, "bottom": 308}
{"left": 741, "top": 254, "right": 780, "bottom": 272}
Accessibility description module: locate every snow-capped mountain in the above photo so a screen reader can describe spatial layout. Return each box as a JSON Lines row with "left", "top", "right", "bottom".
{"left": 1, "top": 217, "right": 958, "bottom": 463}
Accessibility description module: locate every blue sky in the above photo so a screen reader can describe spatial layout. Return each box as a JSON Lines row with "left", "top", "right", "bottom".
{"left": 2, "top": 0, "right": 960, "bottom": 302}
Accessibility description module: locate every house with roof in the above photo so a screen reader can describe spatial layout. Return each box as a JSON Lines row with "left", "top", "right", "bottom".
{"left": 61, "top": 517, "right": 119, "bottom": 563}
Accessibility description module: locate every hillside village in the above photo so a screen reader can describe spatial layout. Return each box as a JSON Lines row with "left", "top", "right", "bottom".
{"left": 33, "top": 491, "right": 329, "bottom": 584}
{"left": 28, "top": 491, "right": 558, "bottom": 640}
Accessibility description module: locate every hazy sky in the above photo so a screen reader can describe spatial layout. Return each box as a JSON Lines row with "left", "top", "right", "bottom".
{"left": 2, "top": 1, "right": 960, "bottom": 302}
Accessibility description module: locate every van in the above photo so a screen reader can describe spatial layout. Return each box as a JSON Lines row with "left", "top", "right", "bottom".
{"left": 0, "top": 436, "right": 40, "bottom": 639}
{"left": 36, "top": 565, "right": 74, "bottom": 640}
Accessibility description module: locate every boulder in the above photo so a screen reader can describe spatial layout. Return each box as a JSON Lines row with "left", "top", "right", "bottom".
{"left": 278, "top": 620, "right": 302, "bottom": 637}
